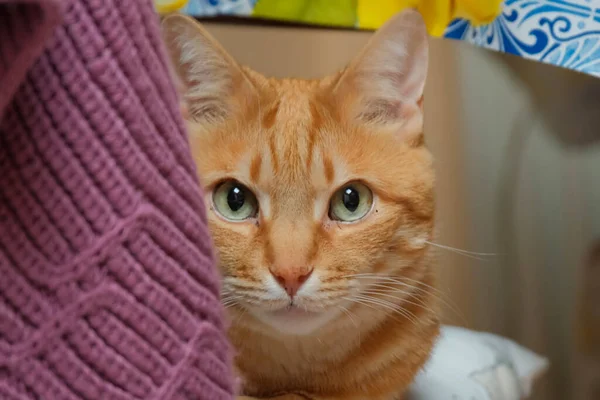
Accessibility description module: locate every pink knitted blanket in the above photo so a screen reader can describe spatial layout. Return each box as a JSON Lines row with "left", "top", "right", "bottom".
{"left": 0, "top": 0, "right": 234, "bottom": 399}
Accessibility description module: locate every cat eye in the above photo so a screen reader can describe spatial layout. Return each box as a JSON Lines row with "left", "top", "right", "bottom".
{"left": 213, "top": 180, "right": 258, "bottom": 221}
{"left": 329, "top": 182, "right": 373, "bottom": 222}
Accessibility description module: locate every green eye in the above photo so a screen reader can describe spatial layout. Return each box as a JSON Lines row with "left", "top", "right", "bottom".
{"left": 213, "top": 180, "right": 258, "bottom": 221}
{"left": 329, "top": 182, "right": 373, "bottom": 222}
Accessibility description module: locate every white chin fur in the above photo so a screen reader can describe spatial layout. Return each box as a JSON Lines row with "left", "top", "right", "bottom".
{"left": 251, "top": 307, "right": 340, "bottom": 335}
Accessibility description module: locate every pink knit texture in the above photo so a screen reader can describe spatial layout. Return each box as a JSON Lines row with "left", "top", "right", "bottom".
{"left": 0, "top": 0, "right": 234, "bottom": 399}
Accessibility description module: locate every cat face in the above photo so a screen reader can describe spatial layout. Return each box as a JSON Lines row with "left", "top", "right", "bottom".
{"left": 162, "top": 11, "right": 434, "bottom": 335}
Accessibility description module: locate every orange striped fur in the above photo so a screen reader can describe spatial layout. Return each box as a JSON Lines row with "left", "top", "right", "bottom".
{"left": 163, "top": 10, "right": 439, "bottom": 400}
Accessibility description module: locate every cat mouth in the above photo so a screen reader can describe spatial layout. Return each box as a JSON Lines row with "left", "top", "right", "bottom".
{"left": 251, "top": 303, "right": 341, "bottom": 334}
{"left": 269, "top": 304, "right": 320, "bottom": 318}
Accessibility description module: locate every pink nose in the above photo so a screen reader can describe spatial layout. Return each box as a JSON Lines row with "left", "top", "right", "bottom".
{"left": 270, "top": 268, "right": 314, "bottom": 297}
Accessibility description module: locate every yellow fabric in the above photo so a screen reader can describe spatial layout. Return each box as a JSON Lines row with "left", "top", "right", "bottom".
{"left": 253, "top": 0, "right": 357, "bottom": 27}
{"left": 153, "top": 0, "right": 502, "bottom": 36}
{"left": 357, "top": 0, "right": 503, "bottom": 36}
{"left": 155, "top": 0, "right": 188, "bottom": 15}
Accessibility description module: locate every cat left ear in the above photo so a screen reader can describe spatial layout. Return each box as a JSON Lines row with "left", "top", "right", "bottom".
{"left": 333, "top": 9, "right": 428, "bottom": 140}
{"left": 161, "top": 14, "right": 256, "bottom": 123}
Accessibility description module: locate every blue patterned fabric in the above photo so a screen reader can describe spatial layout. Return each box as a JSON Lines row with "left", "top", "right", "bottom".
{"left": 180, "top": 0, "right": 600, "bottom": 78}
{"left": 445, "top": 0, "right": 600, "bottom": 77}
{"left": 182, "top": 0, "right": 256, "bottom": 16}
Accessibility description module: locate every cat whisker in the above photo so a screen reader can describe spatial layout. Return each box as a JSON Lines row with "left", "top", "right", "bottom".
{"left": 222, "top": 295, "right": 244, "bottom": 305}
{"left": 361, "top": 288, "right": 422, "bottom": 307}
{"left": 365, "top": 281, "right": 429, "bottom": 299}
{"left": 342, "top": 296, "right": 394, "bottom": 321}
{"left": 221, "top": 293, "right": 244, "bottom": 298}
{"left": 366, "top": 280, "right": 445, "bottom": 307}
{"left": 349, "top": 294, "right": 419, "bottom": 325}
{"left": 344, "top": 274, "right": 436, "bottom": 294}
{"left": 223, "top": 278, "right": 270, "bottom": 290}
{"left": 222, "top": 298, "right": 243, "bottom": 305}
{"left": 342, "top": 296, "right": 414, "bottom": 326}
{"left": 345, "top": 274, "right": 468, "bottom": 325}
{"left": 338, "top": 305, "right": 358, "bottom": 328}
{"left": 357, "top": 294, "right": 420, "bottom": 325}
{"left": 360, "top": 289, "right": 438, "bottom": 318}
{"left": 309, "top": 286, "right": 348, "bottom": 294}
{"left": 365, "top": 281, "right": 463, "bottom": 320}
{"left": 227, "top": 286, "right": 269, "bottom": 294}
{"left": 221, "top": 295, "right": 244, "bottom": 302}
{"left": 338, "top": 305, "right": 360, "bottom": 342}
{"left": 225, "top": 291, "right": 270, "bottom": 301}
{"left": 230, "top": 297, "right": 264, "bottom": 306}
{"left": 222, "top": 302, "right": 240, "bottom": 309}
{"left": 235, "top": 306, "right": 248, "bottom": 325}
{"left": 346, "top": 273, "right": 448, "bottom": 300}
{"left": 301, "top": 291, "right": 349, "bottom": 302}
{"left": 396, "top": 276, "right": 467, "bottom": 324}
{"left": 424, "top": 240, "right": 498, "bottom": 261}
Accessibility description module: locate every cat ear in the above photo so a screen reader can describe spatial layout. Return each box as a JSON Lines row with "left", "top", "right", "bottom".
{"left": 161, "top": 14, "right": 255, "bottom": 123}
{"left": 333, "top": 10, "right": 428, "bottom": 139}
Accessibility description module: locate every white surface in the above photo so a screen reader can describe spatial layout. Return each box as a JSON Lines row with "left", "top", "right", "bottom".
{"left": 406, "top": 326, "right": 549, "bottom": 400}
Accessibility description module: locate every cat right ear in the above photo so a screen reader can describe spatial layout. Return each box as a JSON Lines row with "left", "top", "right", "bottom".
{"left": 332, "top": 9, "right": 429, "bottom": 141}
{"left": 161, "top": 14, "right": 255, "bottom": 123}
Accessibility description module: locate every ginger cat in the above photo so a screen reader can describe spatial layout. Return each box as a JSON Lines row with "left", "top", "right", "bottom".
{"left": 162, "top": 10, "right": 439, "bottom": 400}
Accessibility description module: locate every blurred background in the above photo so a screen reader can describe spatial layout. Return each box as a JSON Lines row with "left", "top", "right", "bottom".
{"left": 197, "top": 20, "right": 600, "bottom": 400}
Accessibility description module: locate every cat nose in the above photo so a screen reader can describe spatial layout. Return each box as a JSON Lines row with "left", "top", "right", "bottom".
{"left": 270, "top": 267, "right": 314, "bottom": 297}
